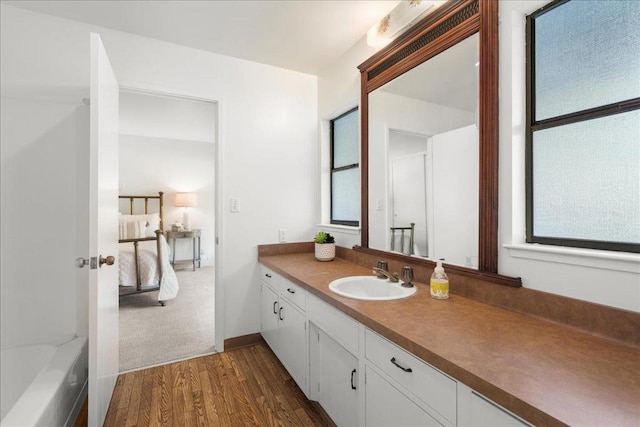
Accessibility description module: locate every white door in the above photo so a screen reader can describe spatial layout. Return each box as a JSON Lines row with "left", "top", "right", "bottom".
{"left": 88, "top": 32, "right": 120, "bottom": 427}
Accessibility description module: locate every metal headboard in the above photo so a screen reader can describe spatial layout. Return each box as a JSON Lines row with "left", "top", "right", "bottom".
{"left": 118, "top": 191, "right": 164, "bottom": 232}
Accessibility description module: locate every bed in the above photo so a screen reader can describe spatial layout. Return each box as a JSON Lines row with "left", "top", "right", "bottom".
{"left": 119, "top": 192, "right": 178, "bottom": 306}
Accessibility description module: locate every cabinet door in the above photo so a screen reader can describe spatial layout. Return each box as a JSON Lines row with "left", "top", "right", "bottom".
{"left": 318, "top": 329, "right": 359, "bottom": 427}
{"left": 261, "top": 283, "right": 279, "bottom": 354}
{"left": 278, "top": 298, "right": 307, "bottom": 391}
{"left": 365, "top": 367, "right": 442, "bottom": 427}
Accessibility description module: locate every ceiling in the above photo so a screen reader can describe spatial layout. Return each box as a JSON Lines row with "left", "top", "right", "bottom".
{"left": 379, "top": 33, "right": 479, "bottom": 112}
{"left": 2, "top": 0, "right": 400, "bottom": 75}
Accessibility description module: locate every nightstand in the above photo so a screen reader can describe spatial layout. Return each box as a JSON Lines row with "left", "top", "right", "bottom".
{"left": 165, "top": 229, "right": 201, "bottom": 271}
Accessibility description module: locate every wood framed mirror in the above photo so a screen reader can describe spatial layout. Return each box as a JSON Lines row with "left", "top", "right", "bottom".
{"left": 358, "top": 0, "right": 518, "bottom": 285}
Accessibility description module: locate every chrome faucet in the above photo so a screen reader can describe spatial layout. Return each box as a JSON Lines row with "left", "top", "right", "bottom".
{"left": 372, "top": 266, "right": 400, "bottom": 282}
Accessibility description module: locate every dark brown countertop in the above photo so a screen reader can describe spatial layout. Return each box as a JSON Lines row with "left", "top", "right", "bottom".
{"left": 259, "top": 252, "right": 640, "bottom": 427}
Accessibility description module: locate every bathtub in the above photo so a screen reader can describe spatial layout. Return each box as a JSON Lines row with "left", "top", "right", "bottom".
{"left": 1, "top": 337, "right": 88, "bottom": 427}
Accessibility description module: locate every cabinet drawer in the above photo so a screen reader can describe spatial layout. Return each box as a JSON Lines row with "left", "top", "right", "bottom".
{"left": 279, "top": 278, "right": 306, "bottom": 311}
{"left": 469, "top": 390, "right": 530, "bottom": 427}
{"left": 308, "top": 295, "right": 359, "bottom": 354}
{"left": 259, "top": 264, "right": 278, "bottom": 286}
{"left": 365, "top": 329, "right": 456, "bottom": 425}
{"left": 366, "top": 366, "right": 442, "bottom": 427}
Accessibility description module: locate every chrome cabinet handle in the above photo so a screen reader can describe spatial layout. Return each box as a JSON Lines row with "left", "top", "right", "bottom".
{"left": 273, "top": 301, "right": 278, "bottom": 314}
{"left": 390, "top": 357, "right": 412, "bottom": 373}
{"left": 351, "top": 369, "right": 357, "bottom": 390}
{"left": 287, "top": 288, "right": 295, "bottom": 294}
{"left": 279, "top": 307, "right": 284, "bottom": 321}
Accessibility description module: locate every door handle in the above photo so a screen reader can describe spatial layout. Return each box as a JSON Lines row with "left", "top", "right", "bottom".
{"left": 351, "top": 369, "right": 357, "bottom": 390}
{"left": 273, "top": 301, "right": 278, "bottom": 314}
{"left": 287, "top": 288, "right": 295, "bottom": 294}
{"left": 279, "top": 306, "right": 284, "bottom": 321}
{"left": 75, "top": 258, "right": 90, "bottom": 269}
{"left": 99, "top": 255, "right": 115, "bottom": 267}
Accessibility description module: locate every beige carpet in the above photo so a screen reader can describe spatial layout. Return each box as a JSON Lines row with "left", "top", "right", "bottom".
{"left": 119, "top": 266, "right": 215, "bottom": 372}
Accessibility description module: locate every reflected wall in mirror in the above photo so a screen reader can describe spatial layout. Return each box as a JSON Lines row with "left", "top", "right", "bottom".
{"left": 368, "top": 33, "right": 479, "bottom": 268}
{"left": 358, "top": 0, "right": 508, "bottom": 279}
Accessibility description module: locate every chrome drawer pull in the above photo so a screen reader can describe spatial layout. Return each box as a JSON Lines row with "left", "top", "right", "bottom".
{"left": 287, "top": 288, "right": 295, "bottom": 294}
{"left": 390, "top": 357, "right": 413, "bottom": 373}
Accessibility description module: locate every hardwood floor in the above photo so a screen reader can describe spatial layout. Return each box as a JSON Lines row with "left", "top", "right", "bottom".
{"left": 104, "top": 343, "right": 333, "bottom": 426}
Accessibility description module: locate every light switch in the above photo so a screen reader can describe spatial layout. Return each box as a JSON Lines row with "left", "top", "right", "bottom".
{"left": 230, "top": 198, "right": 240, "bottom": 213}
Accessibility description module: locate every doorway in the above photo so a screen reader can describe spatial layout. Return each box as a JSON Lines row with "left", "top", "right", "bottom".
{"left": 117, "top": 88, "right": 218, "bottom": 372}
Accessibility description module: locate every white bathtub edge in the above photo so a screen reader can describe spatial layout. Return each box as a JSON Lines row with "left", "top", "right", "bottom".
{"left": 1, "top": 337, "right": 88, "bottom": 427}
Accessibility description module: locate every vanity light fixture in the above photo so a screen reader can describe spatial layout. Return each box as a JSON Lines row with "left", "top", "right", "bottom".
{"left": 175, "top": 192, "right": 197, "bottom": 231}
{"left": 366, "top": 0, "right": 441, "bottom": 48}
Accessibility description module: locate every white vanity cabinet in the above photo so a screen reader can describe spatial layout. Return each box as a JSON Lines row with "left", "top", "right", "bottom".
{"left": 259, "top": 262, "right": 531, "bottom": 427}
{"left": 259, "top": 265, "right": 308, "bottom": 394}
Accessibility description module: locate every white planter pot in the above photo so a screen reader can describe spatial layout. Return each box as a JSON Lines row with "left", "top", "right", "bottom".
{"left": 315, "top": 243, "right": 335, "bottom": 262}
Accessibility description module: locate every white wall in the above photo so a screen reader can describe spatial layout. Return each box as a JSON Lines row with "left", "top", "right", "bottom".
{"left": 317, "top": 2, "right": 640, "bottom": 312}
{"left": 0, "top": 97, "right": 88, "bottom": 348}
{"left": 1, "top": 4, "right": 318, "bottom": 343}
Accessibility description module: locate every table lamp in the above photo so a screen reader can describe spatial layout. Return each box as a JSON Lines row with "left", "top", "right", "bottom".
{"left": 175, "top": 192, "right": 197, "bottom": 231}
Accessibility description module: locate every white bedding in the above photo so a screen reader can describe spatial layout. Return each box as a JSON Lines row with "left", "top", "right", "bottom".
{"left": 119, "top": 234, "right": 179, "bottom": 301}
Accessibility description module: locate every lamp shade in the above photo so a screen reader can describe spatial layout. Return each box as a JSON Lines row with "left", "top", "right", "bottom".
{"left": 175, "top": 192, "right": 197, "bottom": 207}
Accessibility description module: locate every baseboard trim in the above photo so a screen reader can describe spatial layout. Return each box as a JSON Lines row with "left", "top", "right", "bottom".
{"left": 224, "top": 333, "right": 265, "bottom": 351}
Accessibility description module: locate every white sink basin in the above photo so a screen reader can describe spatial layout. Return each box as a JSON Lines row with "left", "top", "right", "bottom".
{"left": 328, "top": 276, "right": 417, "bottom": 301}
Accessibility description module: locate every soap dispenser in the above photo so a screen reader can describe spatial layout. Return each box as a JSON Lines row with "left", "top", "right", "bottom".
{"left": 430, "top": 259, "right": 449, "bottom": 300}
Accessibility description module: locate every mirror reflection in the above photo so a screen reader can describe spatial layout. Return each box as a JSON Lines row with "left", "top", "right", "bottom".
{"left": 368, "top": 33, "right": 480, "bottom": 268}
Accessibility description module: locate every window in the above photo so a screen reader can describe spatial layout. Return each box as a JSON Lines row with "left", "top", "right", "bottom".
{"left": 526, "top": 0, "right": 640, "bottom": 253}
{"left": 330, "top": 108, "right": 359, "bottom": 226}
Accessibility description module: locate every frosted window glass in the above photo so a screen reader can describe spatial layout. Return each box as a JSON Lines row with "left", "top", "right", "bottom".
{"left": 532, "top": 110, "right": 640, "bottom": 244}
{"left": 332, "top": 168, "right": 360, "bottom": 223}
{"left": 333, "top": 110, "right": 359, "bottom": 168}
{"left": 535, "top": 0, "right": 640, "bottom": 120}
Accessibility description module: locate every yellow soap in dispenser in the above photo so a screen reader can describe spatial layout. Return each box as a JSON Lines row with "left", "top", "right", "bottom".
{"left": 430, "top": 259, "right": 449, "bottom": 300}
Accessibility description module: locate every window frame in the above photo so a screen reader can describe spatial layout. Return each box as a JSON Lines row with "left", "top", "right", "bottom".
{"left": 330, "top": 107, "right": 359, "bottom": 227}
{"left": 525, "top": 0, "right": 640, "bottom": 253}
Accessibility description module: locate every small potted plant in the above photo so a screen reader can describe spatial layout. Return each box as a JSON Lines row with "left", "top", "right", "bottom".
{"left": 314, "top": 231, "right": 336, "bottom": 262}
